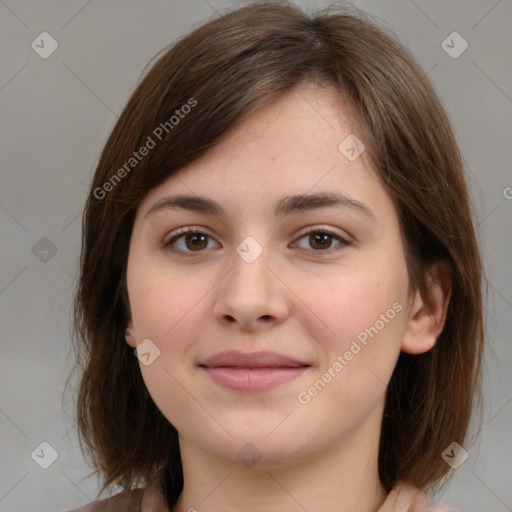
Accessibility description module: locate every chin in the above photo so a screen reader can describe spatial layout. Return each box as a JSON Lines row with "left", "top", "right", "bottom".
{"left": 202, "top": 423, "right": 318, "bottom": 469}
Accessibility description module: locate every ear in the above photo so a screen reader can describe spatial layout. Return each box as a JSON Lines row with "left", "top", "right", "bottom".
{"left": 125, "top": 320, "right": 137, "bottom": 348}
{"left": 401, "top": 260, "right": 452, "bottom": 355}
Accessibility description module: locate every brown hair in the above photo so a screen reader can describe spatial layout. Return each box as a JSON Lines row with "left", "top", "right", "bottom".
{"left": 66, "top": 0, "right": 485, "bottom": 503}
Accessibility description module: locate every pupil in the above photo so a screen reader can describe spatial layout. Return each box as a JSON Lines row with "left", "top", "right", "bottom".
{"left": 311, "top": 233, "right": 330, "bottom": 249}
{"left": 187, "top": 233, "right": 207, "bottom": 250}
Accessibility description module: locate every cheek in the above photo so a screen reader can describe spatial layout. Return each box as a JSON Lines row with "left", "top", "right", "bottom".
{"left": 128, "top": 264, "right": 210, "bottom": 430}
{"left": 293, "top": 277, "right": 406, "bottom": 440}
{"left": 296, "top": 263, "right": 408, "bottom": 348}
{"left": 127, "top": 261, "right": 211, "bottom": 400}
{"left": 128, "top": 259, "right": 201, "bottom": 342}
{"left": 293, "top": 253, "right": 409, "bottom": 399}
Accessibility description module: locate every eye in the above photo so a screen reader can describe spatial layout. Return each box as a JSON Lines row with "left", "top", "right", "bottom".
{"left": 162, "top": 226, "right": 350, "bottom": 256}
{"left": 163, "top": 227, "right": 219, "bottom": 255}
{"left": 293, "top": 227, "right": 349, "bottom": 254}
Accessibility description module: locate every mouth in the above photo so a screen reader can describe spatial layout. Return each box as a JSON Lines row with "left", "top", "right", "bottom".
{"left": 198, "top": 350, "right": 312, "bottom": 391}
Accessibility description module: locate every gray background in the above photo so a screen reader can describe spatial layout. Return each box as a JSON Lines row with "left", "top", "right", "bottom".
{"left": 0, "top": 0, "right": 511, "bottom": 511}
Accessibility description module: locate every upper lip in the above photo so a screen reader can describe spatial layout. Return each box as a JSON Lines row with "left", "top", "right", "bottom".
{"left": 199, "top": 350, "right": 311, "bottom": 368}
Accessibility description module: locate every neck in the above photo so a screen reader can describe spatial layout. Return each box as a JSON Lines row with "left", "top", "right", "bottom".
{"left": 173, "top": 408, "right": 387, "bottom": 512}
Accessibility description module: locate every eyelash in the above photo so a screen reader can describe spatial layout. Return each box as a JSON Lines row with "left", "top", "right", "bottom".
{"left": 162, "top": 226, "right": 350, "bottom": 257}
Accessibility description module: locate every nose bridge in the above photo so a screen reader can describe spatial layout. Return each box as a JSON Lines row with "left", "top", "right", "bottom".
{"left": 230, "top": 233, "right": 274, "bottom": 293}
{"left": 213, "top": 231, "right": 288, "bottom": 328}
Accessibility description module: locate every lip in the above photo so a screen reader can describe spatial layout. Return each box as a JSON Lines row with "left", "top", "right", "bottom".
{"left": 199, "top": 350, "right": 311, "bottom": 391}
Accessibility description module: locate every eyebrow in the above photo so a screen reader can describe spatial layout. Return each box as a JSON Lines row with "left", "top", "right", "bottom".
{"left": 145, "top": 191, "right": 375, "bottom": 221}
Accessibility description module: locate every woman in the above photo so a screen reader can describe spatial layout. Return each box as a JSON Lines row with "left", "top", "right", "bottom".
{"left": 66, "top": 2, "right": 484, "bottom": 511}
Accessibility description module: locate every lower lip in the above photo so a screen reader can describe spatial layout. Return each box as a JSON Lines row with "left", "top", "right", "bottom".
{"left": 201, "top": 366, "right": 309, "bottom": 391}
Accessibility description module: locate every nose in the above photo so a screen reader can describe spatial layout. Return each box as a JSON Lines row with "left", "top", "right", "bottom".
{"left": 212, "top": 243, "right": 289, "bottom": 333}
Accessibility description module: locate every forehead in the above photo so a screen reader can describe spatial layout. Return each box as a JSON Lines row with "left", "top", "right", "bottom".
{"left": 137, "top": 83, "right": 388, "bottom": 220}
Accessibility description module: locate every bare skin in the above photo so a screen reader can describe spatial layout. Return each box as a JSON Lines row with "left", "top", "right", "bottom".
{"left": 124, "top": 82, "right": 451, "bottom": 512}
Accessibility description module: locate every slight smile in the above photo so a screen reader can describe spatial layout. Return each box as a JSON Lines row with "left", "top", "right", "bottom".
{"left": 198, "top": 350, "right": 312, "bottom": 391}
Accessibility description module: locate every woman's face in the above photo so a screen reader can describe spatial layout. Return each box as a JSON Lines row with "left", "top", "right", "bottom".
{"left": 125, "top": 83, "right": 416, "bottom": 468}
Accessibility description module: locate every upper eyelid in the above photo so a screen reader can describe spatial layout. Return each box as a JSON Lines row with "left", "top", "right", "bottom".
{"left": 295, "top": 225, "right": 349, "bottom": 239}
{"left": 164, "top": 225, "right": 350, "bottom": 249}
{"left": 163, "top": 225, "right": 215, "bottom": 243}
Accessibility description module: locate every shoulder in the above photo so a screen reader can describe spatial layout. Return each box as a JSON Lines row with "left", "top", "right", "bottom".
{"left": 427, "top": 504, "right": 460, "bottom": 512}
{"left": 379, "top": 482, "right": 460, "bottom": 512}
{"left": 65, "top": 478, "right": 170, "bottom": 512}
{"left": 65, "top": 488, "right": 144, "bottom": 512}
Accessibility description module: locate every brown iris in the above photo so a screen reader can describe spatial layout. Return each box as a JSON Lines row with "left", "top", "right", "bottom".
{"left": 308, "top": 232, "right": 333, "bottom": 250}
{"left": 184, "top": 233, "right": 208, "bottom": 251}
